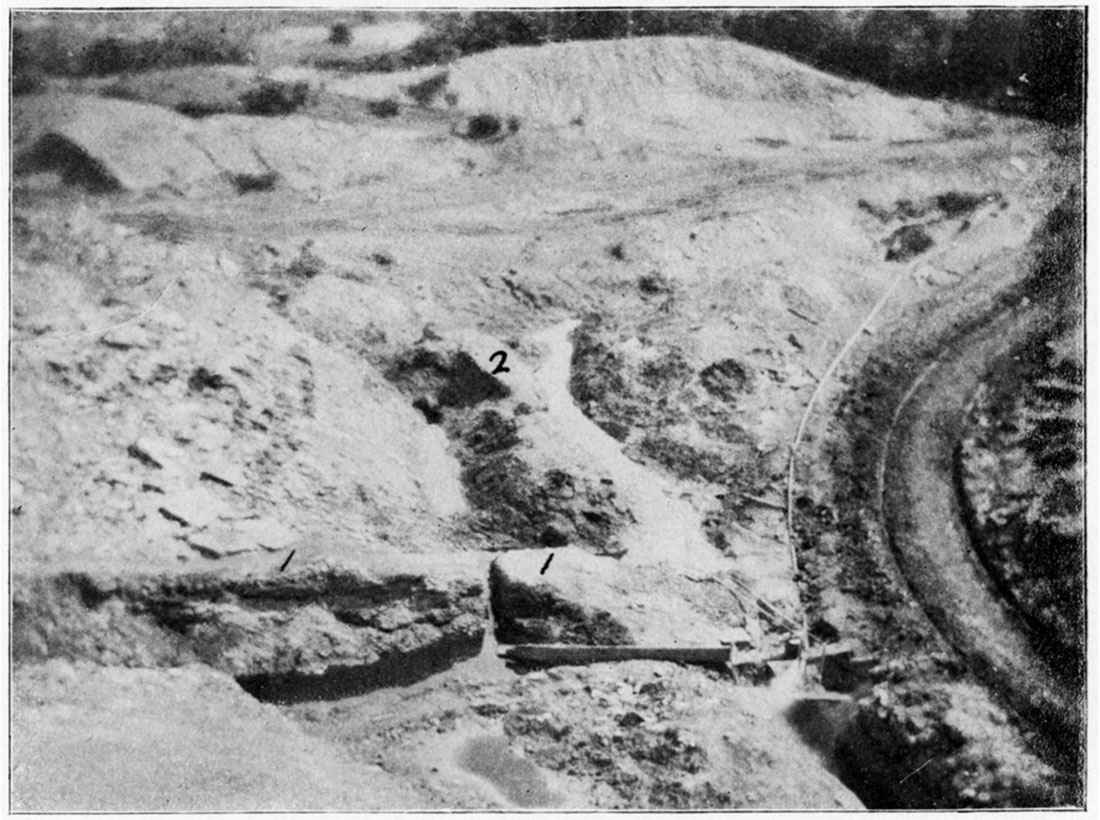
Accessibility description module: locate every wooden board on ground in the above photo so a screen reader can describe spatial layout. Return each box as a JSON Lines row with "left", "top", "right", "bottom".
{"left": 500, "top": 644, "right": 732, "bottom": 666}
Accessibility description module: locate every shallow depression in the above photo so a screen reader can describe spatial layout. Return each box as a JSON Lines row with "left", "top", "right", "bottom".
{"left": 457, "top": 734, "right": 559, "bottom": 808}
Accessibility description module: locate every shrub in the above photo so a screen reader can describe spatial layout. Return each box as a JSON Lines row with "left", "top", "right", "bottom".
{"left": 638, "top": 272, "right": 671, "bottom": 295}
{"left": 240, "top": 80, "right": 310, "bottom": 116}
{"left": 79, "top": 23, "right": 249, "bottom": 77}
{"left": 285, "top": 244, "right": 325, "bottom": 279}
{"left": 329, "top": 22, "right": 352, "bottom": 46}
{"left": 405, "top": 71, "right": 449, "bottom": 106}
{"left": 230, "top": 172, "right": 279, "bottom": 194}
{"left": 464, "top": 113, "right": 502, "bottom": 140}
{"left": 12, "top": 68, "right": 44, "bottom": 95}
{"left": 83, "top": 38, "right": 139, "bottom": 75}
{"left": 367, "top": 98, "right": 401, "bottom": 118}
{"left": 884, "top": 224, "right": 934, "bottom": 262}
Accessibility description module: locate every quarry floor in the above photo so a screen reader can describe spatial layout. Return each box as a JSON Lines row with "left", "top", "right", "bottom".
{"left": 9, "top": 38, "right": 1084, "bottom": 811}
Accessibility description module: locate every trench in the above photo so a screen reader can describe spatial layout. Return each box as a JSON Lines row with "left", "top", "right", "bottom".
{"left": 236, "top": 629, "right": 483, "bottom": 704}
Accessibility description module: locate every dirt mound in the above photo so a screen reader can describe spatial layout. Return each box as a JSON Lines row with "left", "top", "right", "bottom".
{"left": 441, "top": 37, "right": 969, "bottom": 141}
{"left": 12, "top": 661, "right": 422, "bottom": 811}
{"left": 102, "top": 64, "right": 258, "bottom": 117}
{"left": 14, "top": 94, "right": 239, "bottom": 195}
{"left": 13, "top": 91, "right": 469, "bottom": 197}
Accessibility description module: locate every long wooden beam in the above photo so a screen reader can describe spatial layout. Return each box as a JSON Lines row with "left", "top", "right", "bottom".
{"left": 499, "top": 641, "right": 862, "bottom": 668}
{"left": 500, "top": 644, "right": 731, "bottom": 666}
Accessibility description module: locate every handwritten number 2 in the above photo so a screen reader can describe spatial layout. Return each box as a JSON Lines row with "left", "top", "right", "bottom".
{"left": 489, "top": 351, "right": 510, "bottom": 374}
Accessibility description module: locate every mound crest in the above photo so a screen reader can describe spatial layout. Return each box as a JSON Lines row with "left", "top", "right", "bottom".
{"left": 443, "top": 36, "right": 974, "bottom": 144}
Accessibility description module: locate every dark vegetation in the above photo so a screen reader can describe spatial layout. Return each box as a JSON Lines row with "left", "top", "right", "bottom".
{"left": 725, "top": 9, "right": 1084, "bottom": 124}
{"left": 462, "top": 113, "right": 505, "bottom": 141}
{"left": 465, "top": 114, "right": 499, "bottom": 140}
{"left": 240, "top": 80, "right": 310, "bottom": 116}
{"left": 366, "top": 98, "right": 401, "bottom": 118}
{"left": 955, "top": 191, "right": 1084, "bottom": 684}
{"left": 328, "top": 22, "right": 352, "bottom": 46}
{"left": 404, "top": 72, "right": 450, "bottom": 107}
{"left": 13, "top": 18, "right": 248, "bottom": 80}
{"left": 884, "top": 225, "right": 934, "bottom": 262}
{"left": 956, "top": 334, "right": 1084, "bottom": 679}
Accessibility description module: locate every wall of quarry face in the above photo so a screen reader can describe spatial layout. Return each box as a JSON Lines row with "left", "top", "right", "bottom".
{"left": 13, "top": 558, "right": 487, "bottom": 702}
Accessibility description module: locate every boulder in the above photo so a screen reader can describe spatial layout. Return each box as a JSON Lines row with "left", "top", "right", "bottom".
{"left": 490, "top": 548, "right": 735, "bottom": 647}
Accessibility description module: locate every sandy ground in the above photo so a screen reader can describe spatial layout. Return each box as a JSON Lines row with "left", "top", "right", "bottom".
{"left": 9, "top": 30, "right": 1083, "bottom": 810}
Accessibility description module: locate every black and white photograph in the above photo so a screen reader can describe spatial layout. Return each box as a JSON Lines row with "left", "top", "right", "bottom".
{"left": 8, "top": 4, "right": 1087, "bottom": 812}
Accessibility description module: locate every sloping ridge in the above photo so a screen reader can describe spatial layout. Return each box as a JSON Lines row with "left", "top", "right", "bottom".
{"left": 446, "top": 36, "right": 963, "bottom": 141}
{"left": 13, "top": 93, "right": 460, "bottom": 196}
{"left": 14, "top": 94, "right": 270, "bottom": 196}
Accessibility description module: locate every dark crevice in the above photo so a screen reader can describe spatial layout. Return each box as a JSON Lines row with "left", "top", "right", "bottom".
{"left": 235, "top": 629, "right": 483, "bottom": 704}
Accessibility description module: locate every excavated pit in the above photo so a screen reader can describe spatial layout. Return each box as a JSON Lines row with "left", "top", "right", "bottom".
{"left": 13, "top": 560, "right": 489, "bottom": 705}
{"left": 237, "top": 630, "right": 485, "bottom": 704}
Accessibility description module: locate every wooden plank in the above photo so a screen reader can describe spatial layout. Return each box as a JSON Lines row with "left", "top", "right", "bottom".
{"left": 500, "top": 644, "right": 731, "bottom": 666}
{"left": 802, "top": 640, "right": 861, "bottom": 661}
{"left": 500, "top": 641, "right": 863, "bottom": 668}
